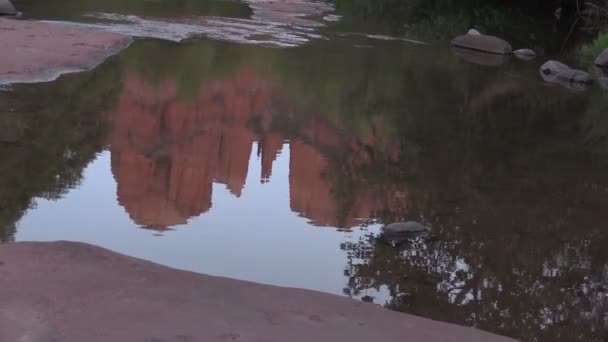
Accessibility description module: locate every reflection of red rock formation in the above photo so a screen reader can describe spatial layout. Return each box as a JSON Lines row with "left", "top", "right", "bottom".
{"left": 289, "top": 133, "right": 408, "bottom": 228}
{"left": 108, "top": 69, "right": 272, "bottom": 229}
{"left": 108, "top": 70, "right": 408, "bottom": 230}
{"left": 289, "top": 139, "right": 337, "bottom": 225}
{"left": 259, "top": 133, "right": 283, "bottom": 183}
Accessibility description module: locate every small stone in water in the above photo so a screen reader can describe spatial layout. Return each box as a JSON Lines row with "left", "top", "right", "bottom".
{"left": 540, "top": 60, "right": 593, "bottom": 91}
{"left": 514, "top": 49, "right": 537, "bottom": 61}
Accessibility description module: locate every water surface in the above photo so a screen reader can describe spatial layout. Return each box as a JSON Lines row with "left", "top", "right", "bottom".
{"left": 1, "top": 1, "right": 608, "bottom": 341}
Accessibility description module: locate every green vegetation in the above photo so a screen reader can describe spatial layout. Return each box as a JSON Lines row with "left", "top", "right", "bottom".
{"left": 580, "top": 31, "right": 608, "bottom": 66}
{"left": 117, "top": 39, "right": 246, "bottom": 100}
{"left": 331, "top": 0, "right": 602, "bottom": 54}
{"left": 0, "top": 60, "right": 120, "bottom": 241}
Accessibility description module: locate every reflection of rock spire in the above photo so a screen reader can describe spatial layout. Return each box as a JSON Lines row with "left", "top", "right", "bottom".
{"left": 108, "top": 69, "right": 273, "bottom": 228}
{"left": 108, "top": 69, "right": 409, "bottom": 230}
{"left": 289, "top": 139, "right": 338, "bottom": 226}
{"left": 259, "top": 134, "right": 283, "bottom": 183}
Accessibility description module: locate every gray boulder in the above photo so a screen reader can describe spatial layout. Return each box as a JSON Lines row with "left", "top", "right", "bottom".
{"left": 450, "top": 34, "right": 512, "bottom": 55}
{"left": 0, "top": 0, "right": 17, "bottom": 15}
{"left": 467, "top": 28, "right": 482, "bottom": 36}
{"left": 540, "top": 60, "right": 593, "bottom": 91}
{"left": 513, "top": 49, "right": 537, "bottom": 61}
{"left": 596, "top": 48, "right": 608, "bottom": 68}
{"left": 381, "top": 221, "right": 431, "bottom": 243}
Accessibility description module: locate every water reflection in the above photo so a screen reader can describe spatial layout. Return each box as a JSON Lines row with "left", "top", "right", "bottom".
{"left": 107, "top": 65, "right": 408, "bottom": 229}
{"left": 20, "top": 0, "right": 336, "bottom": 47}
{"left": 108, "top": 71, "right": 266, "bottom": 228}
{"left": 343, "top": 224, "right": 608, "bottom": 341}
{"left": 2, "top": 37, "right": 608, "bottom": 341}
{"left": 0, "top": 62, "right": 118, "bottom": 241}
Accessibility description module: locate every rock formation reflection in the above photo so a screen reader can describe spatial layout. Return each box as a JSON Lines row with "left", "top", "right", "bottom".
{"left": 108, "top": 70, "right": 267, "bottom": 229}
{"left": 107, "top": 69, "right": 409, "bottom": 230}
{"left": 4, "top": 36, "right": 608, "bottom": 342}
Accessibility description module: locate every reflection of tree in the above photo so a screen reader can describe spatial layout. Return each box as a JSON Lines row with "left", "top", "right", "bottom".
{"left": 341, "top": 139, "right": 608, "bottom": 341}
{"left": 0, "top": 61, "right": 119, "bottom": 242}
{"left": 0, "top": 34, "right": 602, "bottom": 341}
{"left": 344, "top": 228, "right": 608, "bottom": 341}
{"left": 275, "top": 38, "right": 608, "bottom": 341}
{"left": 275, "top": 64, "right": 608, "bottom": 342}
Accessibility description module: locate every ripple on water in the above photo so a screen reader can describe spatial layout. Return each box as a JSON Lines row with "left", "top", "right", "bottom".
{"left": 67, "top": 0, "right": 336, "bottom": 47}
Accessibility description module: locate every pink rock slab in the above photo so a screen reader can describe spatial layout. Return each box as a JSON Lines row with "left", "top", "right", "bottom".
{"left": 0, "top": 241, "right": 516, "bottom": 342}
{"left": 0, "top": 18, "right": 131, "bottom": 85}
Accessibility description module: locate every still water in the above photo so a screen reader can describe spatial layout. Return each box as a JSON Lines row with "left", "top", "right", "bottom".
{"left": 2, "top": 1, "right": 608, "bottom": 341}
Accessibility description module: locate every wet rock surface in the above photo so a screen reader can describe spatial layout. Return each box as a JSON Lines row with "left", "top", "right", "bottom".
{"left": 80, "top": 12, "right": 324, "bottom": 47}
{"left": 540, "top": 60, "right": 593, "bottom": 91}
{"left": 0, "top": 18, "right": 131, "bottom": 85}
{"left": 0, "top": 241, "right": 516, "bottom": 342}
{"left": 382, "top": 221, "right": 432, "bottom": 243}
{"left": 452, "top": 47, "right": 508, "bottom": 66}
{"left": 248, "top": 0, "right": 333, "bottom": 27}
{"left": 383, "top": 221, "right": 430, "bottom": 234}
{"left": 450, "top": 34, "right": 512, "bottom": 55}
{"left": 71, "top": 0, "right": 336, "bottom": 48}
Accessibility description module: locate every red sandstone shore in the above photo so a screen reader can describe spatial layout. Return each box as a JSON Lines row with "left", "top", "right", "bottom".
{"left": 0, "top": 241, "right": 515, "bottom": 342}
{"left": 0, "top": 18, "right": 131, "bottom": 85}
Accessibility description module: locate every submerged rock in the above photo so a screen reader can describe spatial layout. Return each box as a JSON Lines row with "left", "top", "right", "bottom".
{"left": 540, "top": 60, "right": 593, "bottom": 91}
{"left": 0, "top": 0, "right": 17, "bottom": 15}
{"left": 381, "top": 221, "right": 432, "bottom": 243}
{"left": 513, "top": 48, "right": 537, "bottom": 61}
{"left": 596, "top": 48, "right": 608, "bottom": 68}
{"left": 450, "top": 34, "right": 512, "bottom": 55}
{"left": 451, "top": 47, "right": 507, "bottom": 66}
{"left": 0, "top": 18, "right": 131, "bottom": 85}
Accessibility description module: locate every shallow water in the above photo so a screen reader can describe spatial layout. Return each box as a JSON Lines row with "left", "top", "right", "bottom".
{"left": 2, "top": 1, "right": 608, "bottom": 341}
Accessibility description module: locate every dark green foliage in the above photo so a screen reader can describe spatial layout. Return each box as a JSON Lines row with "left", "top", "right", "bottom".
{"left": 0, "top": 60, "right": 121, "bottom": 242}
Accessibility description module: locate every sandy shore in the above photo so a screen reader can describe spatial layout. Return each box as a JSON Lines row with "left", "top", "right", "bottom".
{"left": 0, "top": 241, "right": 515, "bottom": 342}
{"left": 0, "top": 18, "right": 131, "bottom": 85}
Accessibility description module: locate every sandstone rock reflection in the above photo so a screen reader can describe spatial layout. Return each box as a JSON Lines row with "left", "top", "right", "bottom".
{"left": 108, "top": 70, "right": 267, "bottom": 229}
{"left": 107, "top": 70, "right": 408, "bottom": 230}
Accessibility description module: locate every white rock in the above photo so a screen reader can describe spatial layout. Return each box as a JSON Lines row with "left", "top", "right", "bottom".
{"left": 540, "top": 60, "right": 593, "bottom": 91}
{"left": 514, "top": 49, "right": 537, "bottom": 61}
